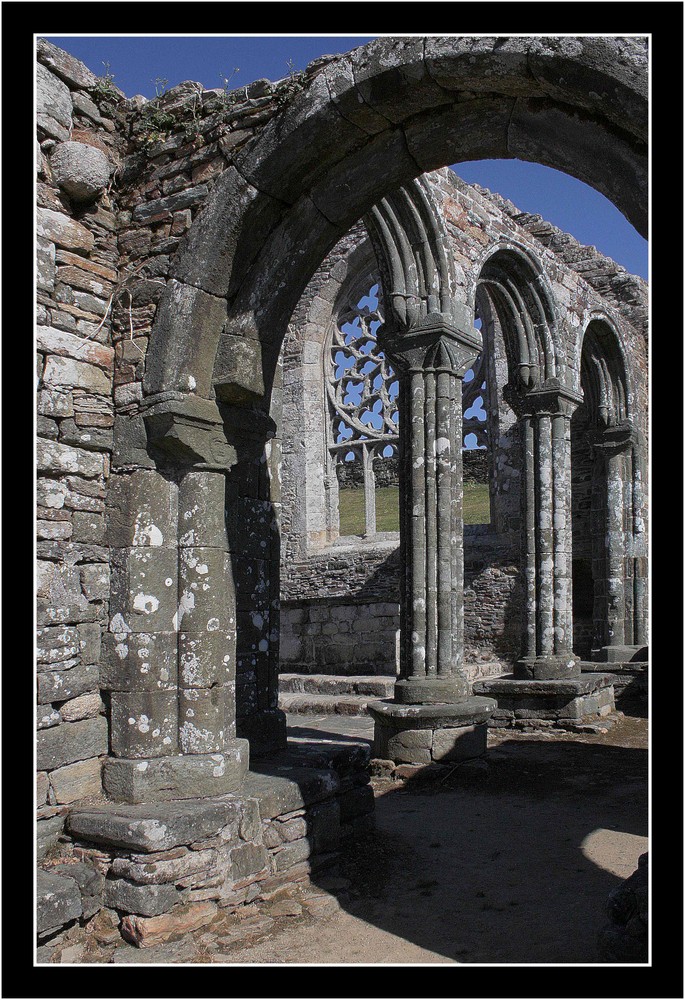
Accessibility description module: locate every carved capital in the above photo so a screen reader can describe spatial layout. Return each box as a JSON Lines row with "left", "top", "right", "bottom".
{"left": 509, "top": 378, "right": 583, "bottom": 420}
{"left": 380, "top": 314, "right": 482, "bottom": 376}
{"left": 143, "top": 394, "right": 236, "bottom": 471}
{"left": 588, "top": 420, "right": 640, "bottom": 455}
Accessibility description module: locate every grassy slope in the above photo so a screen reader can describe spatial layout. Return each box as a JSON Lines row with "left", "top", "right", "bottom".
{"left": 338, "top": 483, "right": 490, "bottom": 536}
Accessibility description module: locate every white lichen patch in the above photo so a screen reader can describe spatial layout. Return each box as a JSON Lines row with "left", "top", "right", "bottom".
{"left": 133, "top": 593, "right": 160, "bottom": 615}
{"left": 109, "top": 613, "right": 131, "bottom": 634}
{"left": 207, "top": 618, "right": 220, "bottom": 631}
{"left": 115, "top": 642, "right": 129, "bottom": 660}
{"left": 136, "top": 761, "right": 149, "bottom": 772}
{"left": 173, "top": 590, "right": 196, "bottom": 630}
{"left": 132, "top": 517, "right": 164, "bottom": 547}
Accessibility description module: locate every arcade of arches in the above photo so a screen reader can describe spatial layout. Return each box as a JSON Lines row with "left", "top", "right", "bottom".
{"left": 35, "top": 36, "right": 648, "bottom": 952}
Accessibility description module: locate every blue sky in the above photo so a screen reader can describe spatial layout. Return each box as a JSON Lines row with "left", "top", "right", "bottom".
{"left": 42, "top": 34, "right": 648, "bottom": 280}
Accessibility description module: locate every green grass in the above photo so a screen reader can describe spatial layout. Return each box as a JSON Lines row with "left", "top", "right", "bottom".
{"left": 338, "top": 483, "right": 490, "bottom": 536}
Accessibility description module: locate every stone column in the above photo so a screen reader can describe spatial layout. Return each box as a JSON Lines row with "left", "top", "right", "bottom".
{"left": 102, "top": 398, "right": 250, "bottom": 803}
{"left": 589, "top": 423, "right": 646, "bottom": 662}
{"left": 368, "top": 316, "right": 496, "bottom": 763}
{"left": 514, "top": 380, "right": 583, "bottom": 680}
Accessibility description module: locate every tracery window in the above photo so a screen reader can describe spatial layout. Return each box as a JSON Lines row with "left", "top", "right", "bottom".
{"left": 327, "top": 280, "right": 489, "bottom": 538}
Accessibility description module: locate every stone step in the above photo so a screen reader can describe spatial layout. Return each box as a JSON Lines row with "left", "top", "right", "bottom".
{"left": 278, "top": 674, "right": 395, "bottom": 698}
{"left": 279, "top": 691, "right": 385, "bottom": 716}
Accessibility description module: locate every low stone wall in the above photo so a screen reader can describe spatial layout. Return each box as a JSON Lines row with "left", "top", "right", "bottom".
{"left": 37, "top": 743, "right": 373, "bottom": 951}
{"left": 281, "top": 530, "right": 521, "bottom": 677}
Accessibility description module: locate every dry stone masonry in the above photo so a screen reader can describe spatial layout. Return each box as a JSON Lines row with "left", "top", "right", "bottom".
{"left": 35, "top": 35, "right": 648, "bottom": 956}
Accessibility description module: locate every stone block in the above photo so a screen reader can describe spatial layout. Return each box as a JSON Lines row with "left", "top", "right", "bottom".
{"left": 36, "top": 63, "right": 72, "bottom": 139}
{"left": 245, "top": 767, "right": 340, "bottom": 821}
{"left": 101, "top": 743, "right": 249, "bottom": 803}
{"left": 50, "top": 141, "right": 112, "bottom": 203}
{"left": 37, "top": 626, "right": 81, "bottom": 663}
{"left": 178, "top": 472, "right": 228, "bottom": 548}
{"left": 37, "top": 661, "right": 99, "bottom": 704}
{"left": 104, "top": 878, "right": 180, "bottom": 917}
{"left": 106, "top": 471, "right": 177, "bottom": 549}
{"left": 120, "top": 901, "right": 217, "bottom": 948}
{"left": 52, "top": 861, "right": 105, "bottom": 920}
{"left": 273, "top": 839, "right": 311, "bottom": 873}
{"left": 37, "top": 771, "right": 50, "bottom": 806}
{"left": 230, "top": 841, "right": 269, "bottom": 881}
{"left": 178, "top": 687, "right": 234, "bottom": 754}
{"left": 37, "top": 38, "right": 99, "bottom": 89}
{"left": 37, "top": 705, "right": 61, "bottom": 730}
{"left": 110, "top": 547, "right": 178, "bottom": 633}
{"left": 79, "top": 622, "right": 101, "bottom": 664}
{"left": 385, "top": 728, "right": 433, "bottom": 765}
{"left": 110, "top": 690, "right": 178, "bottom": 758}
{"left": 36, "top": 439, "right": 104, "bottom": 479}
{"left": 37, "top": 813, "right": 67, "bottom": 861}
{"left": 36, "top": 869, "right": 81, "bottom": 934}
{"left": 68, "top": 798, "right": 243, "bottom": 853}
{"left": 43, "top": 355, "right": 112, "bottom": 394}
{"left": 101, "top": 631, "right": 177, "bottom": 692}
{"left": 79, "top": 562, "right": 109, "bottom": 600}
{"left": 60, "top": 419, "right": 114, "bottom": 452}
{"left": 111, "top": 848, "right": 216, "bottom": 886}
{"left": 59, "top": 692, "right": 102, "bottom": 722}
{"left": 37, "top": 716, "right": 107, "bottom": 771}
{"left": 431, "top": 724, "right": 487, "bottom": 762}
{"left": 36, "top": 324, "right": 114, "bottom": 370}
{"left": 177, "top": 548, "right": 235, "bottom": 632}
{"left": 178, "top": 630, "right": 234, "bottom": 688}
{"left": 49, "top": 756, "right": 103, "bottom": 804}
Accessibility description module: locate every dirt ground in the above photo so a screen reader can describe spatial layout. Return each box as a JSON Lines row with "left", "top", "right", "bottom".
{"left": 46, "top": 710, "right": 648, "bottom": 966}
{"left": 218, "top": 712, "right": 649, "bottom": 965}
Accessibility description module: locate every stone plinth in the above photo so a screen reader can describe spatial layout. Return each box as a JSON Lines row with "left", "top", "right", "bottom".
{"left": 472, "top": 674, "right": 615, "bottom": 728}
{"left": 592, "top": 644, "right": 648, "bottom": 664}
{"left": 368, "top": 696, "right": 496, "bottom": 765}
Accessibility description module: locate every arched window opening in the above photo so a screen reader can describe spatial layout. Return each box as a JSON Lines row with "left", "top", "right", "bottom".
{"left": 327, "top": 280, "right": 492, "bottom": 538}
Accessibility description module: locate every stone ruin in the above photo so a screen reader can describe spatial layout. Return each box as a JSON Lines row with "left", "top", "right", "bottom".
{"left": 35, "top": 36, "right": 649, "bottom": 957}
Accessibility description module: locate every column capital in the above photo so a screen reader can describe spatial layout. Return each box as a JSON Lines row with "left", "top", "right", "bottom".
{"left": 588, "top": 420, "right": 640, "bottom": 455}
{"left": 379, "top": 313, "right": 482, "bottom": 376}
{"left": 506, "top": 378, "right": 583, "bottom": 419}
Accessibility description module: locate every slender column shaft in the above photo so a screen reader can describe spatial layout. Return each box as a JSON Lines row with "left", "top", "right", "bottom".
{"left": 631, "top": 444, "right": 648, "bottom": 645}
{"left": 409, "top": 371, "right": 427, "bottom": 679}
{"left": 424, "top": 371, "right": 438, "bottom": 675}
{"left": 522, "top": 414, "right": 537, "bottom": 659}
{"left": 362, "top": 445, "right": 377, "bottom": 537}
{"left": 536, "top": 412, "right": 554, "bottom": 657}
{"left": 450, "top": 371, "right": 465, "bottom": 673}
{"left": 605, "top": 447, "right": 626, "bottom": 646}
{"left": 552, "top": 411, "right": 573, "bottom": 653}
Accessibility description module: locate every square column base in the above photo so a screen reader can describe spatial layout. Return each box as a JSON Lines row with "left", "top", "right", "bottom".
{"left": 472, "top": 674, "right": 615, "bottom": 728}
{"left": 102, "top": 740, "right": 250, "bottom": 803}
{"left": 590, "top": 644, "right": 648, "bottom": 664}
{"left": 367, "top": 696, "right": 496, "bottom": 765}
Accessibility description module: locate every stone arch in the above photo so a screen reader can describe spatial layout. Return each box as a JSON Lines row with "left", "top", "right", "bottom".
{"left": 143, "top": 35, "right": 647, "bottom": 415}
{"left": 570, "top": 314, "right": 646, "bottom": 658}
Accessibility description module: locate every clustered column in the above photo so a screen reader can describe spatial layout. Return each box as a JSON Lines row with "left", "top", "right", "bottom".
{"left": 391, "top": 327, "right": 475, "bottom": 704}
{"left": 102, "top": 468, "right": 248, "bottom": 803}
{"left": 368, "top": 318, "right": 496, "bottom": 764}
{"left": 515, "top": 382, "right": 582, "bottom": 680}
{"left": 590, "top": 423, "right": 647, "bottom": 658}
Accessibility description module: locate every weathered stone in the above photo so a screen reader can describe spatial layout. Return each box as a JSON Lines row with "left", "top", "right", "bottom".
{"left": 109, "top": 547, "right": 178, "bottom": 634}
{"left": 50, "top": 756, "right": 103, "bottom": 804}
{"left": 273, "top": 838, "right": 311, "bottom": 872}
{"left": 38, "top": 661, "right": 99, "bottom": 704}
{"left": 431, "top": 724, "right": 488, "bottom": 762}
{"left": 37, "top": 207, "right": 95, "bottom": 253}
{"left": 59, "top": 692, "right": 102, "bottom": 722}
{"left": 109, "top": 690, "right": 178, "bottom": 757}
{"left": 36, "top": 716, "right": 108, "bottom": 771}
{"left": 178, "top": 686, "right": 234, "bottom": 754}
{"left": 36, "top": 439, "right": 104, "bottom": 478}
{"left": 102, "top": 743, "right": 248, "bottom": 803}
{"left": 101, "top": 630, "right": 177, "bottom": 692}
{"left": 179, "top": 630, "right": 234, "bottom": 689}
{"left": 111, "top": 848, "right": 216, "bottom": 886}
{"left": 37, "top": 813, "right": 67, "bottom": 861}
{"left": 68, "top": 798, "right": 242, "bottom": 852}
{"left": 71, "top": 510, "right": 105, "bottom": 543}
{"left": 37, "top": 38, "right": 99, "bottom": 89}
{"left": 120, "top": 901, "right": 217, "bottom": 948}
{"left": 50, "top": 141, "right": 112, "bottom": 202}
{"left": 52, "top": 861, "right": 105, "bottom": 919}
{"left": 230, "top": 841, "right": 269, "bottom": 880}
{"left": 244, "top": 767, "right": 340, "bottom": 821}
{"left": 36, "top": 869, "right": 82, "bottom": 934}
{"left": 37, "top": 705, "right": 61, "bottom": 731}
{"left": 36, "top": 325, "right": 113, "bottom": 370}
{"left": 58, "top": 418, "right": 112, "bottom": 454}
{"left": 106, "top": 470, "right": 177, "bottom": 549}
{"left": 37, "top": 63, "right": 72, "bottom": 140}
{"left": 104, "top": 878, "right": 180, "bottom": 917}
